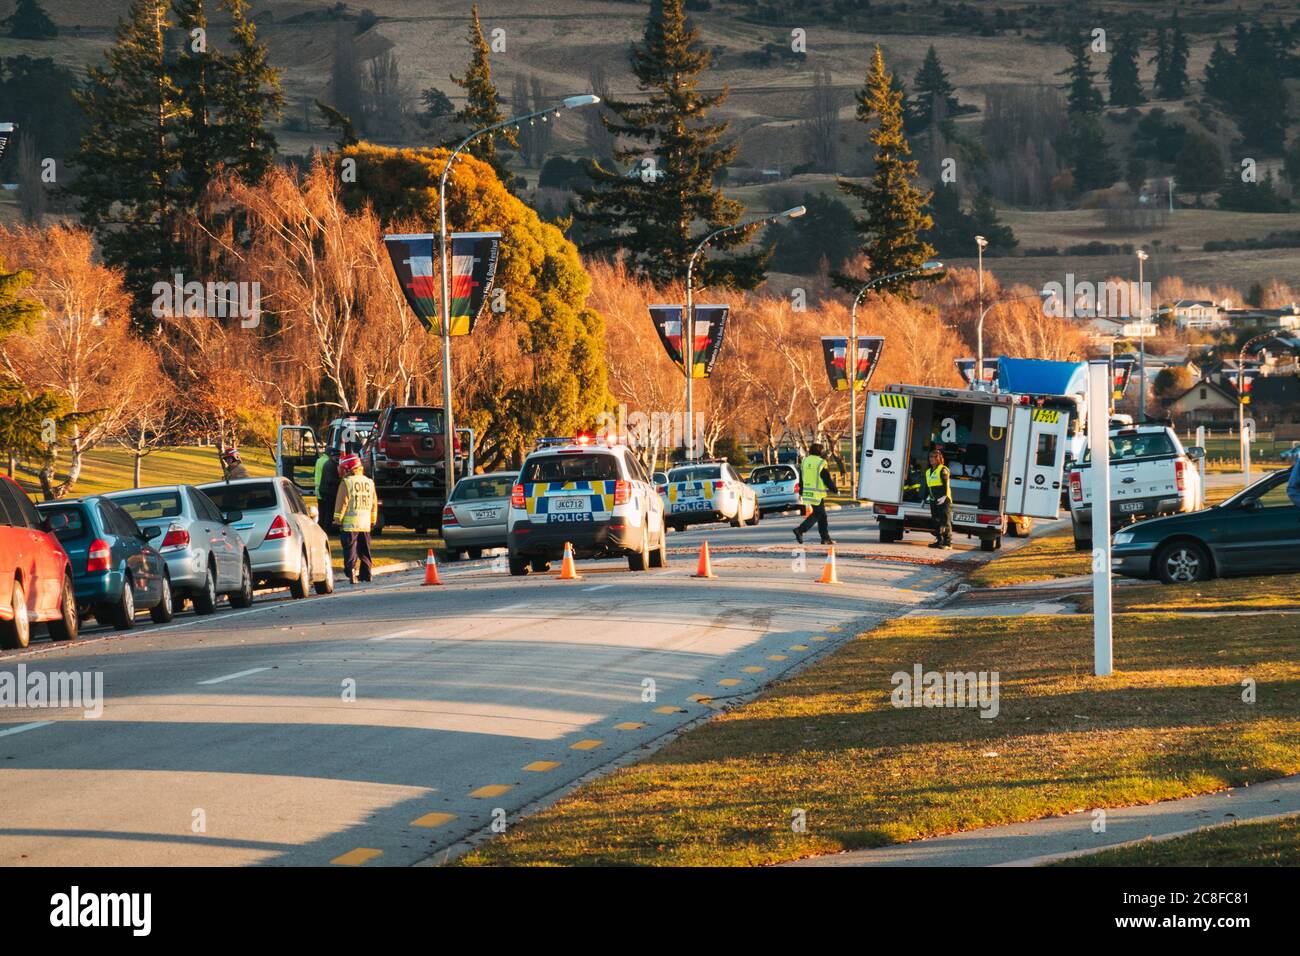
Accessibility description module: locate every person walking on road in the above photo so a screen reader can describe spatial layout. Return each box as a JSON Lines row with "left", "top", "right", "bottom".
{"left": 333, "top": 454, "right": 377, "bottom": 584}
{"left": 1288, "top": 452, "right": 1300, "bottom": 509}
{"left": 793, "top": 442, "right": 838, "bottom": 545}
{"left": 220, "top": 448, "right": 250, "bottom": 481}
{"left": 926, "top": 448, "right": 953, "bottom": 549}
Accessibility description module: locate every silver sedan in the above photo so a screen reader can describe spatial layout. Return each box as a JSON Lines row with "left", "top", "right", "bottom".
{"left": 441, "top": 472, "right": 517, "bottom": 560}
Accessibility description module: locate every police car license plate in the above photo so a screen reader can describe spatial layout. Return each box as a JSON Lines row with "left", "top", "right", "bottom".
{"left": 679, "top": 487, "right": 700, "bottom": 499}
{"left": 552, "top": 496, "right": 587, "bottom": 512}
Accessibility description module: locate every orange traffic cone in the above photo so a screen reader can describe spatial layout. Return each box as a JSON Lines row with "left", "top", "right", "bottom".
{"left": 558, "top": 541, "right": 582, "bottom": 580}
{"left": 692, "top": 541, "right": 716, "bottom": 579}
{"left": 421, "top": 548, "right": 443, "bottom": 586}
{"left": 816, "top": 546, "right": 841, "bottom": 585}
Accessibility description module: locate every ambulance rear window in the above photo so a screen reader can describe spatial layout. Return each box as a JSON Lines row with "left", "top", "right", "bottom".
{"left": 522, "top": 454, "right": 620, "bottom": 483}
{"left": 874, "top": 417, "right": 898, "bottom": 450}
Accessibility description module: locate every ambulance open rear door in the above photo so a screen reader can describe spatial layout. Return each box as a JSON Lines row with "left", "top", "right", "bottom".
{"left": 1005, "top": 405, "right": 1071, "bottom": 518}
{"left": 859, "top": 391, "right": 911, "bottom": 503}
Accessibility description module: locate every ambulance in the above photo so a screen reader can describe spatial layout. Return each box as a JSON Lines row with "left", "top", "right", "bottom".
{"left": 858, "top": 384, "right": 1073, "bottom": 551}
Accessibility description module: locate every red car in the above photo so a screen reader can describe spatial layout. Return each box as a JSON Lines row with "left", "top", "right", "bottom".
{"left": 0, "top": 475, "right": 78, "bottom": 649}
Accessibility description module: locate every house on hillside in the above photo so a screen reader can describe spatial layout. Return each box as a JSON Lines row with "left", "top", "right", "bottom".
{"left": 1165, "top": 379, "right": 1240, "bottom": 426}
{"left": 1159, "top": 299, "right": 1228, "bottom": 331}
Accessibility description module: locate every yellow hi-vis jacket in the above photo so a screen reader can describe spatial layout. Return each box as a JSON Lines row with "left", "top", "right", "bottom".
{"left": 926, "top": 465, "right": 951, "bottom": 503}
{"left": 333, "top": 473, "right": 378, "bottom": 532}
{"left": 801, "top": 455, "right": 829, "bottom": 505}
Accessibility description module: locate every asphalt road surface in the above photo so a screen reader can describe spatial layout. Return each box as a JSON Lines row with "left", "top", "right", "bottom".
{"left": 0, "top": 507, "right": 1053, "bottom": 866}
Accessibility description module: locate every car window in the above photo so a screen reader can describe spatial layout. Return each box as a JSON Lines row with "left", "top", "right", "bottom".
{"left": 0, "top": 481, "right": 23, "bottom": 527}
{"left": 288, "top": 483, "right": 311, "bottom": 514}
{"left": 627, "top": 456, "right": 649, "bottom": 484}
{"left": 1085, "top": 431, "right": 1178, "bottom": 462}
{"left": 199, "top": 481, "right": 279, "bottom": 513}
{"left": 389, "top": 409, "right": 444, "bottom": 436}
{"left": 1253, "top": 477, "right": 1296, "bottom": 509}
{"left": 103, "top": 501, "right": 141, "bottom": 538}
{"left": 750, "top": 466, "right": 793, "bottom": 484}
{"left": 8, "top": 483, "right": 42, "bottom": 529}
{"left": 38, "top": 504, "right": 89, "bottom": 542}
{"left": 668, "top": 466, "right": 721, "bottom": 483}
{"left": 111, "top": 490, "right": 183, "bottom": 521}
{"left": 452, "top": 475, "right": 517, "bottom": 500}
{"left": 522, "top": 454, "right": 620, "bottom": 483}
{"left": 187, "top": 487, "right": 216, "bottom": 523}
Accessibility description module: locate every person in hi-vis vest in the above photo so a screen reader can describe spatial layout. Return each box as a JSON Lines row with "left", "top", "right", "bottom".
{"left": 333, "top": 454, "right": 378, "bottom": 583}
{"left": 926, "top": 448, "right": 953, "bottom": 549}
{"left": 793, "top": 442, "right": 838, "bottom": 545}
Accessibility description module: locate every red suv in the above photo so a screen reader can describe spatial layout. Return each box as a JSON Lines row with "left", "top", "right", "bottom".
{"left": 0, "top": 475, "right": 78, "bottom": 649}
{"left": 362, "top": 405, "right": 462, "bottom": 534}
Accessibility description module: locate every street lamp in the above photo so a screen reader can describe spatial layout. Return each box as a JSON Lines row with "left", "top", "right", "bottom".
{"left": 683, "top": 204, "right": 806, "bottom": 459}
{"left": 1135, "top": 248, "right": 1149, "bottom": 422}
{"left": 848, "top": 260, "right": 944, "bottom": 496}
{"left": 436, "top": 94, "right": 599, "bottom": 486}
{"left": 974, "top": 234, "right": 988, "bottom": 335}
{"left": 1237, "top": 328, "right": 1279, "bottom": 486}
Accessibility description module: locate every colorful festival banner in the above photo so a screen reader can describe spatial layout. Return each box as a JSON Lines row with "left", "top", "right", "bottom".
{"left": 955, "top": 357, "right": 1001, "bottom": 386}
{"left": 383, "top": 231, "right": 501, "bottom": 336}
{"left": 1223, "top": 368, "right": 1260, "bottom": 395}
{"left": 1111, "top": 357, "right": 1136, "bottom": 401}
{"left": 823, "top": 336, "right": 885, "bottom": 391}
{"left": 649, "top": 304, "right": 730, "bottom": 379}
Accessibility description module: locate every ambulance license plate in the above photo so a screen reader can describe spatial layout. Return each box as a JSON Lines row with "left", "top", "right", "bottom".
{"left": 953, "top": 512, "right": 978, "bottom": 524}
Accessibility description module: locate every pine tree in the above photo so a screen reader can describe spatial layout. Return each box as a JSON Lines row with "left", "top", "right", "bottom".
{"left": 213, "top": 0, "right": 282, "bottom": 182}
{"left": 448, "top": 5, "right": 517, "bottom": 183}
{"left": 836, "top": 45, "right": 935, "bottom": 297}
{"left": 1063, "top": 114, "right": 1120, "bottom": 192}
{"left": 969, "top": 190, "right": 1017, "bottom": 252}
{"left": 1106, "top": 33, "right": 1145, "bottom": 107}
{"left": 1166, "top": 11, "right": 1190, "bottom": 99}
{"left": 908, "top": 45, "right": 959, "bottom": 130}
{"left": 0, "top": 260, "right": 69, "bottom": 467}
{"left": 576, "top": 0, "right": 764, "bottom": 289}
{"left": 1150, "top": 27, "right": 1171, "bottom": 98}
{"left": 1058, "top": 34, "right": 1104, "bottom": 115}
{"left": 4, "top": 0, "right": 57, "bottom": 39}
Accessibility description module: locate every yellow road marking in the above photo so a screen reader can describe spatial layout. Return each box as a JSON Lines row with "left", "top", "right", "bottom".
{"left": 742, "top": 666, "right": 765, "bottom": 673}
{"left": 810, "top": 636, "right": 827, "bottom": 642}
{"left": 523, "top": 760, "right": 560, "bottom": 772}
{"left": 654, "top": 705, "right": 683, "bottom": 714}
{"left": 789, "top": 644, "right": 809, "bottom": 651}
{"left": 570, "top": 739, "right": 604, "bottom": 750}
{"left": 614, "top": 722, "right": 644, "bottom": 730}
{"left": 411, "top": 812, "right": 457, "bottom": 829}
{"left": 331, "top": 848, "right": 382, "bottom": 866}
{"left": 827, "top": 626, "right": 842, "bottom": 632}
{"left": 767, "top": 654, "right": 788, "bottom": 661}
{"left": 470, "top": 784, "right": 513, "bottom": 798}
{"left": 687, "top": 694, "right": 710, "bottom": 702}
{"left": 718, "top": 678, "right": 741, "bottom": 686}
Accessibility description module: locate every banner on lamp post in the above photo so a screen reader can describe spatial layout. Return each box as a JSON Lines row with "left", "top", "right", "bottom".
{"left": 383, "top": 231, "right": 501, "bottom": 336}
{"left": 1110, "top": 357, "right": 1136, "bottom": 402}
{"left": 649, "top": 304, "right": 729, "bottom": 378}
{"left": 954, "top": 357, "right": 1000, "bottom": 387}
{"left": 823, "top": 336, "right": 885, "bottom": 390}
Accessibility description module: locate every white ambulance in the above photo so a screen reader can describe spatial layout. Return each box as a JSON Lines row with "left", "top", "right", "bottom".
{"left": 858, "top": 384, "right": 1072, "bottom": 551}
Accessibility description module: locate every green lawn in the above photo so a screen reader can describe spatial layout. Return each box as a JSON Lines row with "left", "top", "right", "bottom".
{"left": 459, "top": 610, "right": 1299, "bottom": 866}
{"left": 1055, "top": 816, "right": 1300, "bottom": 867}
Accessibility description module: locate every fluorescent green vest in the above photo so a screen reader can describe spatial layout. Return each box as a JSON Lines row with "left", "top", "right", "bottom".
{"left": 926, "top": 465, "right": 951, "bottom": 501}
{"left": 801, "top": 455, "right": 828, "bottom": 504}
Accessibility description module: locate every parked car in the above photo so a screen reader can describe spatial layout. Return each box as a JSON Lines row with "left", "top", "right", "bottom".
{"left": 1111, "top": 468, "right": 1300, "bottom": 583}
{"left": 360, "top": 404, "right": 462, "bottom": 534}
{"left": 662, "top": 460, "right": 760, "bottom": 530}
{"left": 747, "top": 464, "right": 801, "bottom": 514}
{"left": 0, "top": 475, "right": 78, "bottom": 649}
{"left": 105, "top": 485, "right": 254, "bottom": 613}
{"left": 37, "top": 496, "right": 173, "bottom": 629}
{"left": 197, "top": 477, "right": 333, "bottom": 598}
{"left": 1067, "top": 423, "right": 1205, "bottom": 551}
{"left": 442, "top": 472, "right": 517, "bottom": 560}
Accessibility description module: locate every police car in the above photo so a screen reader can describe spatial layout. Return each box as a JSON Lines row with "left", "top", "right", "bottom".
{"left": 661, "top": 460, "right": 760, "bottom": 531}
{"left": 507, "top": 436, "right": 667, "bottom": 575}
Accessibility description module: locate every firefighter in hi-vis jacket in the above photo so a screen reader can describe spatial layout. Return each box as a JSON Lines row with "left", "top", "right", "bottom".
{"left": 926, "top": 447, "right": 953, "bottom": 549}
{"left": 333, "top": 454, "right": 378, "bottom": 584}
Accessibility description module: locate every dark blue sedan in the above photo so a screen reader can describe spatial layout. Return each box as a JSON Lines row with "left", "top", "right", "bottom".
{"left": 37, "top": 496, "right": 173, "bottom": 629}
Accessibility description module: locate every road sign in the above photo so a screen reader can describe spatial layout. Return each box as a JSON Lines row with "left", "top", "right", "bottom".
{"left": 1121, "top": 323, "right": 1157, "bottom": 337}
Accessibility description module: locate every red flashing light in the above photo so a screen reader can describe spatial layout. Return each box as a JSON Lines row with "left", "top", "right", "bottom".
{"left": 614, "top": 479, "right": 630, "bottom": 505}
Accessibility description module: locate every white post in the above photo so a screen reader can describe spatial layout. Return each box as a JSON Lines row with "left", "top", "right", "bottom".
{"left": 1088, "top": 361, "right": 1113, "bottom": 677}
{"left": 1195, "top": 424, "right": 1206, "bottom": 490}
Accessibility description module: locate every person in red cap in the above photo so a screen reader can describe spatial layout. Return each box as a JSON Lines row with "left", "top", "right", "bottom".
{"left": 220, "top": 447, "right": 250, "bottom": 481}
{"left": 332, "top": 454, "right": 377, "bottom": 583}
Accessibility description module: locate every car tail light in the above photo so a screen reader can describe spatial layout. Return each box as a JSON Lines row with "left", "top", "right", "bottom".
{"left": 266, "top": 514, "right": 292, "bottom": 540}
{"left": 875, "top": 504, "right": 898, "bottom": 515}
{"left": 511, "top": 483, "right": 525, "bottom": 508}
{"left": 976, "top": 513, "right": 1001, "bottom": 525}
{"left": 1174, "top": 459, "right": 1185, "bottom": 492}
{"left": 86, "top": 538, "right": 111, "bottom": 573}
{"left": 1069, "top": 471, "right": 1083, "bottom": 502}
{"left": 377, "top": 439, "right": 388, "bottom": 456}
{"left": 160, "top": 523, "right": 190, "bottom": 550}
{"left": 657, "top": 485, "right": 667, "bottom": 495}
{"left": 713, "top": 481, "right": 725, "bottom": 491}
{"left": 614, "top": 479, "right": 630, "bottom": 505}
{"left": 794, "top": 481, "right": 801, "bottom": 494}
{"left": 442, "top": 506, "right": 459, "bottom": 527}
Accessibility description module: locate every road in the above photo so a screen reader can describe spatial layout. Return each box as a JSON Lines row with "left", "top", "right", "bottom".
{"left": 0, "top": 508, "right": 1052, "bottom": 866}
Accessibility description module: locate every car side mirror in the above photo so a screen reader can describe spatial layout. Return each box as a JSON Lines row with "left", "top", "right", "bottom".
{"left": 308, "top": 504, "right": 319, "bottom": 520}
{"left": 224, "top": 510, "right": 244, "bottom": 523}
{"left": 1187, "top": 446, "right": 1206, "bottom": 461}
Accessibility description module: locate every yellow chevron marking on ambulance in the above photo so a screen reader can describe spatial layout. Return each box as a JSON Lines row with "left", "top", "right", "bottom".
{"left": 1031, "top": 408, "right": 1060, "bottom": 424}
{"left": 878, "top": 393, "right": 909, "bottom": 409}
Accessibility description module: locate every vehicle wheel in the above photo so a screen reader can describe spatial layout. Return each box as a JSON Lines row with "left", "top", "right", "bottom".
{"left": 466, "top": 548, "right": 483, "bottom": 561}
{"left": 729, "top": 512, "right": 743, "bottom": 528}
{"left": 530, "top": 557, "right": 552, "bottom": 574}
{"left": 649, "top": 529, "right": 668, "bottom": 568}
{"left": 289, "top": 550, "right": 310, "bottom": 599}
{"left": 48, "top": 573, "right": 79, "bottom": 641}
{"left": 0, "top": 580, "right": 30, "bottom": 650}
{"left": 111, "top": 574, "right": 136, "bottom": 630}
{"left": 193, "top": 562, "right": 218, "bottom": 615}
{"left": 313, "top": 558, "right": 335, "bottom": 595}
{"left": 879, "top": 521, "right": 902, "bottom": 544}
{"left": 628, "top": 531, "right": 650, "bottom": 571}
{"left": 228, "top": 558, "right": 254, "bottom": 609}
{"left": 508, "top": 556, "right": 530, "bottom": 577}
{"left": 1073, "top": 536, "right": 1091, "bottom": 552}
{"left": 752, "top": 505, "right": 762, "bottom": 525}
{"left": 150, "top": 572, "right": 175, "bottom": 624}
{"left": 1156, "top": 540, "right": 1210, "bottom": 585}
{"left": 980, "top": 536, "right": 997, "bottom": 553}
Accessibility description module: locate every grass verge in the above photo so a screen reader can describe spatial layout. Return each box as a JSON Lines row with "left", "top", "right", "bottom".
{"left": 458, "top": 611, "right": 1299, "bottom": 866}
{"left": 1054, "top": 815, "right": 1300, "bottom": 866}
{"left": 1073, "top": 572, "right": 1300, "bottom": 614}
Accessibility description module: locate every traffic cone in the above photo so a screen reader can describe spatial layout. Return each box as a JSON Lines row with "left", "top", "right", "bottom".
{"left": 421, "top": 548, "right": 443, "bottom": 586}
{"left": 816, "top": 546, "right": 841, "bottom": 585}
{"left": 558, "top": 542, "right": 582, "bottom": 580}
{"left": 692, "top": 541, "right": 716, "bottom": 579}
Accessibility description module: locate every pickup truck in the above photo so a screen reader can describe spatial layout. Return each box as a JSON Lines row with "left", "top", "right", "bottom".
{"left": 1066, "top": 423, "right": 1205, "bottom": 551}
